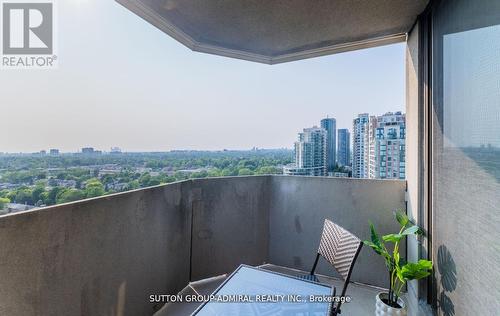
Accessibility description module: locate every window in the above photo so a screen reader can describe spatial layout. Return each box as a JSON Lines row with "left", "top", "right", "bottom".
{"left": 387, "top": 128, "right": 397, "bottom": 139}
{"left": 431, "top": 0, "right": 500, "bottom": 314}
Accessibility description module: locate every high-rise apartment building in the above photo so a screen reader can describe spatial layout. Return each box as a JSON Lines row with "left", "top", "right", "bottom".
{"left": 320, "top": 118, "right": 336, "bottom": 173}
{"left": 82, "top": 147, "right": 95, "bottom": 154}
{"left": 337, "top": 129, "right": 351, "bottom": 167}
{"left": 368, "top": 112, "right": 406, "bottom": 179}
{"left": 284, "top": 127, "right": 327, "bottom": 176}
{"left": 352, "top": 114, "right": 369, "bottom": 178}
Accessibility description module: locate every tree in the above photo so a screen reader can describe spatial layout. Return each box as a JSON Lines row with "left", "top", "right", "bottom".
{"left": 0, "top": 197, "right": 10, "bottom": 210}
{"left": 148, "top": 178, "right": 161, "bottom": 186}
{"left": 174, "top": 172, "right": 189, "bottom": 181}
{"left": 40, "top": 191, "right": 50, "bottom": 206}
{"left": 138, "top": 173, "right": 151, "bottom": 187}
{"left": 47, "top": 187, "right": 63, "bottom": 205}
{"left": 191, "top": 170, "right": 208, "bottom": 179}
{"left": 238, "top": 160, "right": 257, "bottom": 170}
{"left": 165, "top": 176, "right": 176, "bottom": 183}
{"left": 238, "top": 168, "right": 254, "bottom": 176}
{"left": 127, "top": 180, "right": 140, "bottom": 190}
{"left": 207, "top": 169, "right": 221, "bottom": 178}
{"left": 31, "top": 185, "right": 46, "bottom": 206}
{"left": 84, "top": 179, "right": 105, "bottom": 198}
{"left": 101, "top": 174, "right": 115, "bottom": 186}
{"left": 11, "top": 187, "right": 34, "bottom": 205}
{"left": 56, "top": 189, "right": 85, "bottom": 204}
{"left": 221, "top": 168, "right": 236, "bottom": 177}
{"left": 256, "top": 166, "right": 281, "bottom": 175}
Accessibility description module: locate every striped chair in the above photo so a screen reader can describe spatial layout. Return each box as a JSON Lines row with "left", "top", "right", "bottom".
{"left": 303, "top": 219, "right": 363, "bottom": 316}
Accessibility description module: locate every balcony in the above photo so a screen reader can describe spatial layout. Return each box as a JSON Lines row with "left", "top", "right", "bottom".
{"left": 0, "top": 176, "right": 410, "bottom": 315}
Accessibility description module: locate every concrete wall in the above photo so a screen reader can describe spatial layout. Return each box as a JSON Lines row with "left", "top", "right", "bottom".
{"left": 0, "top": 183, "right": 191, "bottom": 316}
{"left": 188, "top": 176, "right": 270, "bottom": 280}
{"left": 0, "top": 176, "right": 405, "bottom": 315}
{"left": 268, "top": 176, "right": 406, "bottom": 288}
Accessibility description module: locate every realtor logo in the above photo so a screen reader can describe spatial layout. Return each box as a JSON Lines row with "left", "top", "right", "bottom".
{"left": 1, "top": 1, "right": 57, "bottom": 68}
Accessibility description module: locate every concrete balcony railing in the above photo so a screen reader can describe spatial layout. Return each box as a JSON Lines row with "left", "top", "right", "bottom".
{"left": 0, "top": 176, "right": 405, "bottom": 316}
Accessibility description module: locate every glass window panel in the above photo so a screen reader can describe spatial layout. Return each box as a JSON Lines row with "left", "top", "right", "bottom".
{"left": 431, "top": 0, "right": 500, "bottom": 314}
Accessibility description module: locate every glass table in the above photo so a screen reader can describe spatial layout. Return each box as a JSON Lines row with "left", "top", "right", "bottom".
{"left": 192, "top": 265, "right": 334, "bottom": 315}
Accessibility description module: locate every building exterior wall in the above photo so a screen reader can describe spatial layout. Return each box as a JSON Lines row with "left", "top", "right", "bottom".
{"left": 337, "top": 128, "right": 351, "bottom": 167}
{"left": 353, "top": 114, "right": 370, "bottom": 178}
{"left": 286, "top": 127, "right": 327, "bottom": 176}
{"left": 321, "top": 118, "right": 337, "bottom": 172}
{"left": 368, "top": 112, "right": 406, "bottom": 180}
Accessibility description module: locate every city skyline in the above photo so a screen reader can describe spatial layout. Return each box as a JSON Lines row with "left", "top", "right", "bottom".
{"left": 0, "top": 0, "right": 405, "bottom": 153}
{"left": 284, "top": 109, "right": 405, "bottom": 179}
{"left": 2, "top": 110, "right": 405, "bottom": 155}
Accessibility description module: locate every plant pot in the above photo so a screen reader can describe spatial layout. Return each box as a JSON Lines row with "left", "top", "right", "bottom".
{"left": 375, "top": 292, "right": 407, "bottom": 316}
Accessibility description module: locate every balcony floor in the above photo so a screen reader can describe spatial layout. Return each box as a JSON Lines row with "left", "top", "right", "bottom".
{"left": 155, "top": 264, "right": 385, "bottom": 316}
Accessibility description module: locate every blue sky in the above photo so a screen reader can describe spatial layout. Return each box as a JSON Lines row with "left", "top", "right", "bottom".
{"left": 0, "top": 0, "right": 405, "bottom": 153}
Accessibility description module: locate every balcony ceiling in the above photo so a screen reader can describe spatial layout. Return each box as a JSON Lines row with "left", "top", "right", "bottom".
{"left": 116, "top": 0, "right": 429, "bottom": 64}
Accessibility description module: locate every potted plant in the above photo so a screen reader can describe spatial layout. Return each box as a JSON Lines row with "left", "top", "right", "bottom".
{"left": 364, "top": 211, "right": 432, "bottom": 316}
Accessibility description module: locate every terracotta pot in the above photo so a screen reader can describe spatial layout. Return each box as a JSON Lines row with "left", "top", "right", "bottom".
{"left": 375, "top": 292, "right": 407, "bottom": 316}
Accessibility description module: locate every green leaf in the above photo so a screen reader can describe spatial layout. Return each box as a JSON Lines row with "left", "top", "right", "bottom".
{"left": 402, "top": 225, "right": 423, "bottom": 236}
{"left": 394, "top": 210, "right": 409, "bottom": 227}
{"left": 364, "top": 222, "right": 392, "bottom": 261}
{"left": 386, "top": 258, "right": 395, "bottom": 272}
{"left": 400, "top": 260, "right": 433, "bottom": 281}
{"left": 394, "top": 251, "right": 402, "bottom": 267}
{"left": 369, "top": 222, "right": 382, "bottom": 247}
{"left": 383, "top": 233, "right": 403, "bottom": 243}
{"left": 382, "top": 226, "right": 422, "bottom": 243}
{"left": 363, "top": 240, "right": 391, "bottom": 261}
{"left": 363, "top": 240, "right": 383, "bottom": 255}
{"left": 417, "top": 259, "right": 433, "bottom": 270}
{"left": 396, "top": 266, "right": 405, "bottom": 283}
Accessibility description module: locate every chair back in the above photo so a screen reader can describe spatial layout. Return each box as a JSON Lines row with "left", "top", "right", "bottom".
{"left": 315, "top": 219, "right": 363, "bottom": 316}
{"left": 317, "top": 219, "right": 362, "bottom": 282}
